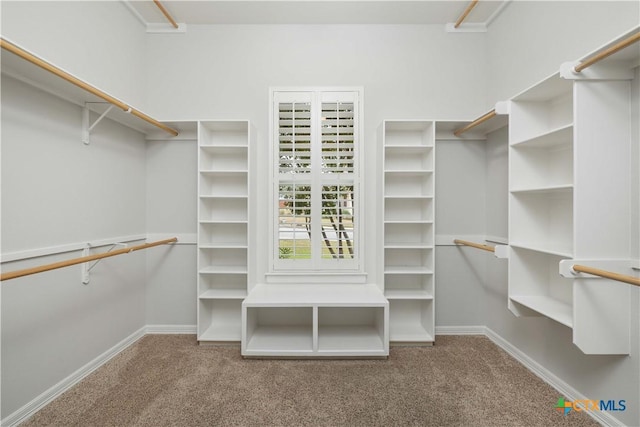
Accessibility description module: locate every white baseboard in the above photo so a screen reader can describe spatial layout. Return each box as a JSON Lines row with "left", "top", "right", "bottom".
{"left": 2, "top": 326, "right": 147, "bottom": 427}
{"left": 484, "top": 327, "right": 624, "bottom": 427}
{"left": 145, "top": 324, "right": 197, "bottom": 334}
{"left": 435, "top": 325, "right": 486, "bottom": 335}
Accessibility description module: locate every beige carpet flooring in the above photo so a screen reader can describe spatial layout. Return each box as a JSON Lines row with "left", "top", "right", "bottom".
{"left": 22, "top": 335, "right": 598, "bottom": 426}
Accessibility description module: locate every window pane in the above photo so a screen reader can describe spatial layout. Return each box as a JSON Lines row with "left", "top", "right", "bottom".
{"left": 320, "top": 185, "right": 355, "bottom": 259}
{"left": 321, "top": 102, "right": 354, "bottom": 174}
{"left": 279, "top": 102, "right": 312, "bottom": 174}
{"left": 279, "top": 184, "right": 312, "bottom": 260}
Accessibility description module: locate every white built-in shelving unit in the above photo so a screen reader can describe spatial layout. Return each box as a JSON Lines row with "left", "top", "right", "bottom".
{"left": 242, "top": 284, "right": 388, "bottom": 357}
{"left": 381, "top": 121, "right": 435, "bottom": 344}
{"left": 197, "top": 120, "right": 252, "bottom": 343}
{"left": 507, "top": 28, "right": 638, "bottom": 354}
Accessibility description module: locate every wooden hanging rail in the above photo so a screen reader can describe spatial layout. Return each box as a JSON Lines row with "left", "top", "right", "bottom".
{"left": 572, "top": 264, "right": 640, "bottom": 288}
{"left": 454, "top": 0, "right": 479, "bottom": 28}
{"left": 574, "top": 32, "right": 640, "bottom": 72}
{"left": 0, "top": 37, "right": 179, "bottom": 137}
{"left": 453, "top": 109, "right": 497, "bottom": 137}
{"left": 453, "top": 239, "right": 495, "bottom": 253}
{"left": 0, "top": 238, "right": 177, "bottom": 282}
{"left": 153, "top": 0, "right": 179, "bottom": 29}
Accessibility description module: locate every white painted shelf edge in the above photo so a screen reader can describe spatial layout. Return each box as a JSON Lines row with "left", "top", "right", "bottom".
{"left": 510, "top": 295, "right": 573, "bottom": 328}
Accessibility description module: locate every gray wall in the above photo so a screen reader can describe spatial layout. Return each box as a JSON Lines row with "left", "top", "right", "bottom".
{"left": 1, "top": 76, "right": 148, "bottom": 417}
{"left": 142, "top": 24, "right": 490, "bottom": 324}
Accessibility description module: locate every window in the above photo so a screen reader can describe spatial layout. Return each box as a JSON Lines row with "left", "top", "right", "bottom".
{"left": 271, "top": 89, "right": 361, "bottom": 271}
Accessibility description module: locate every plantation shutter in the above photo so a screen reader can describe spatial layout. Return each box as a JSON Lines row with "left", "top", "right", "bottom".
{"left": 320, "top": 99, "right": 355, "bottom": 260}
{"left": 273, "top": 90, "right": 360, "bottom": 270}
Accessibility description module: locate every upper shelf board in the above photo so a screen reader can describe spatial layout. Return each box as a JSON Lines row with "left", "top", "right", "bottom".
{"left": 1, "top": 45, "right": 191, "bottom": 138}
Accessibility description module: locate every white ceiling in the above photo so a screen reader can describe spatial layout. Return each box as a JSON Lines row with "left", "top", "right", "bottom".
{"left": 126, "top": 1, "right": 508, "bottom": 26}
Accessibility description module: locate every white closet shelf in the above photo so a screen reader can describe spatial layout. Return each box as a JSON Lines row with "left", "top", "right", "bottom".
{"left": 512, "top": 73, "right": 573, "bottom": 102}
{"left": 245, "top": 326, "right": 314, "bottom": 354}
{"left": 385, "top": 145, "right": 433, "bottom": 151}
{"left": 199, "top": 266, "right": 248, "bottom": 274}
{"left": 511, "top": 123, "right": 574, "bottom": 147}
{"left": 384, "top": 290, "right": 433, "bottom": 300}
{"left": 384, "top": 220, "right": 433, "bottom": 224}
{"left": 510, "top": 243, "right": 573, "bottom": 258}
{"left": 389, "top": 323, "right": 434, "bottom": 343}
{"left": 199, "top": 289, "right": 248, "bottom": 299}
{"left": 384, "top": 244, "right": 433, "bottom": 249}
{"left": 200, "top": 143, "right": 249, "bottom": 148}
{"left": 384, "top": 170, "right": 433, "bottom": 174}
{"left": 384, "top": 195, "right": 433, "bottom": 199}
{"left": 200, "top": 145, "right": 248, "bottom": 151}
{"left": 200, "top": 220, "right": 248, "bottom": 224}
{"left": 200, "top": 170, "right": 248, "bottom": 175}
{"left": 244, "top": 284, "right": 387, "bottom": 307}
{"left": 199, "top": 243, "right": 248, "bottom": 249}
{"left": 510, "top": 184, "right": 573, "bottom": 195}
{"left": 317, "top": 326, "right": 385, "bottom": 352}
{"left": 199, "top": 322, "right": 243, "bottom": 342}
{"left": 199, "top": 194, "right": 248, "bottom": 199}
{"left": 384, "top": 266, "right": 434, "bottom": 274}
{"left": 510, "top": 296, "right": 573, "bottom": 328}
{"left": 0, "top": 39, "right": 185, "bottom": 138}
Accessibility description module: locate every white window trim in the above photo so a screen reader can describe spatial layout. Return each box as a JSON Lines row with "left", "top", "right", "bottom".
{"left": 268, "top": 87, "right": 364, "bottom": 275}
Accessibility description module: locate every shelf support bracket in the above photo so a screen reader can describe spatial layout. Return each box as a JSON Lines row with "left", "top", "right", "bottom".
{"left": 81, "top": 242, "right": 128, "bottom": 284}
{"left": 493, "top": 245, "right": 509, "bottom": 259}
{"left": 82, "top": 104, "right": 115, "bottom": 145}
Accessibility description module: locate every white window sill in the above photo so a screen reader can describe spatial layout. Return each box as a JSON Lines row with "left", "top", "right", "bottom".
{"left": 264, "top": 272, "right": 368, "bottom": 284}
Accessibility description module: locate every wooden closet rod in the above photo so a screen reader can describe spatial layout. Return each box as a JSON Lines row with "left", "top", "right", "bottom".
{"left": 453, "top": 109, "right": 497, "bottom": 137}
{"left": 153, "top": 0, "right": 179, "bottom": 29}
{"left": 0, "top": 238, "right": 177, "bottom": 282}
{"left": 453, "top": 239, "right": 495, "bottom": 253}
{"left": 0, "top": 38, "right": 179, "bottom": 137}
{"left": 454, "top": 0, "right": 479, "bottom": 28}
{"left": 572, "top": 264, "right": 640, "bottom": 288}
{"left": 574, "top": 32, "right": 640, "bottom": 72}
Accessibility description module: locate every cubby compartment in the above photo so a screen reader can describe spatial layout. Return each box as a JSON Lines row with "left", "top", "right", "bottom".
{"left": 388, "top": 299, "right": 434, "bottom": 343}
{"left": 384, "top": 172, "right": 433, "bottom": 197}
{"left": 383, "top": 121, "right": 434, "bottom": 146}
{"left": 510, "top": 191, "right": 573, "bottom": 256}
{"left": 317, "top": 307, "right": 385, "bottom": 352}
{"left": 384, "top": 248, "right": 433, "bottom": 271}
{"left": 198, "top": 273, "right": 248, "bottom": 299}
{"left": 199, "top": 247, "right": 247, "bottom": 269}
{"left": 199, "top": 222, "right": 247, "bottom": 247}
{"left": 508, "top": 247, "right": 573, "bottom": 328}
{"left": 199, "top": 198, "right": 247, "bottom": 222}
{"left": 510, "top": 138, "right": 573, "bottom": 191}
{"left": 384, "top": 222, "right": 433, "bottom": 246}
{"left": 198, "top": 299, "right": 243, "bottom": 341}
{"left": 384, "top": 146, "right": 433, "bottom": 170}
{"left": 245, "top": 307, "right": 314, "bottom": 354}
{"left": 200, "top": 121, "right": 249, "bottom": 146}
{"left": 384, "top": 198, "right": 433, "bottom": 222}
{"left": 199, "top": 172, "right": 248, "bottom": 197}
{"left": 384, "top": 273, "right": 433, "bottom": 299}
{"left": 510, "top": 78, "right": 573, "bottom": 145}
{"left": 199, "top": 145, "right": 248, "bottom": 171}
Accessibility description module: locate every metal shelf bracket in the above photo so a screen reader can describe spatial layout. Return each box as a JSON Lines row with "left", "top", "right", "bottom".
{"left": 82, "top": 104, "right": 115, "bottom": 145}
{"left": 81, "top": 242, "right": 128, "bottom": 284}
